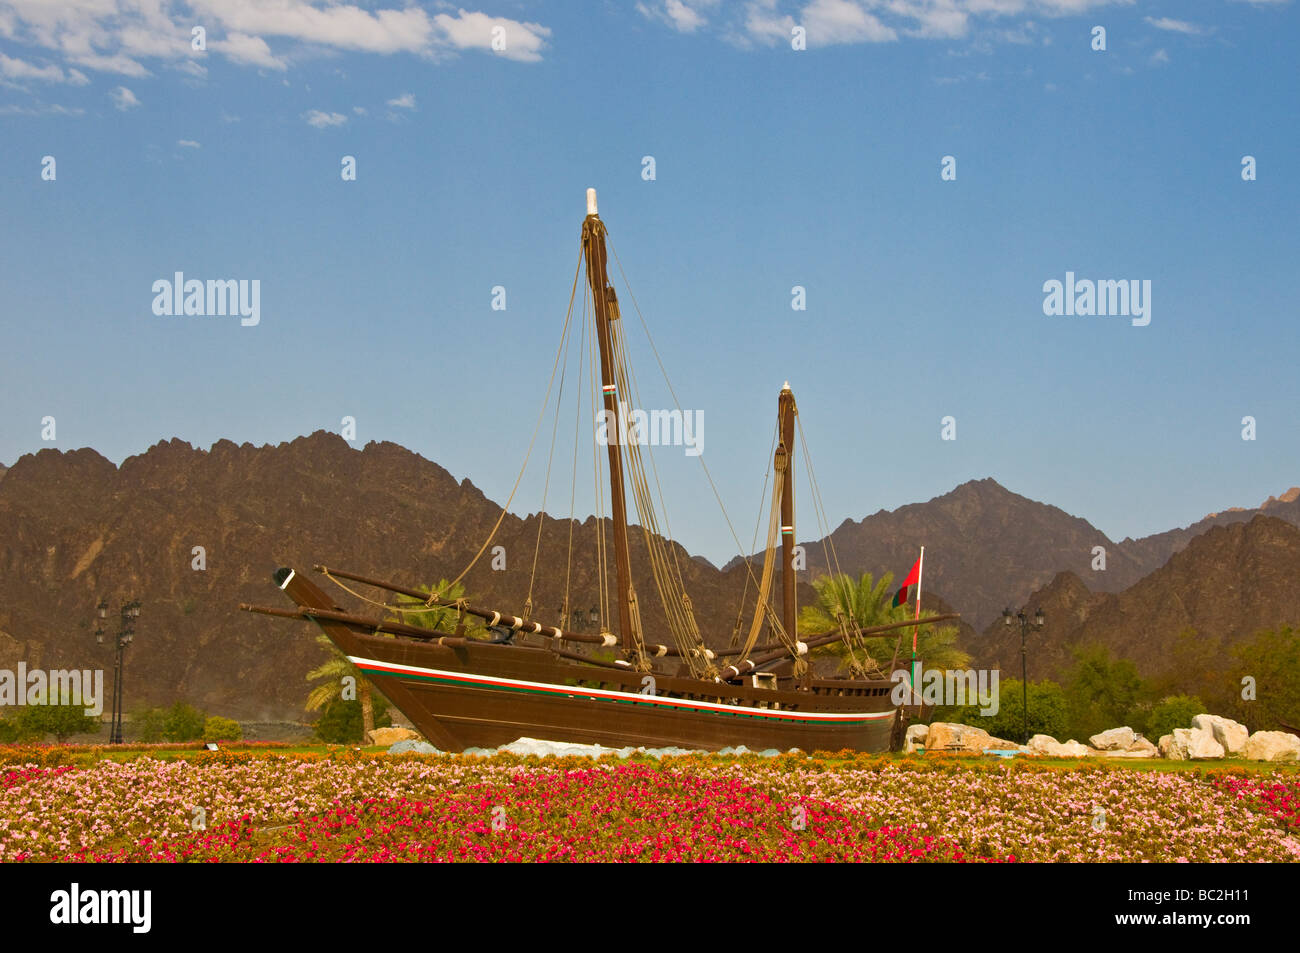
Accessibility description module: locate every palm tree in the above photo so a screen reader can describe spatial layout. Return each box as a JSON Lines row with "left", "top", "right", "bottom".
{"left": 388, "top": 578, "right": 485, "bottom": 637}
{"left": 305, "top": 633, "right": 378, "bottom": 740}
{"left": 305, "top": 577, "right": 486, "bottom": 742}
{"left": 797, "top": 571, "right": 969, "bottom": 676}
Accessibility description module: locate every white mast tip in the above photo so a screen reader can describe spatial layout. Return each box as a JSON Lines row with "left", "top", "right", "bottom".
{"left": 586, "top": 188, "right": 598, "bottom": 216}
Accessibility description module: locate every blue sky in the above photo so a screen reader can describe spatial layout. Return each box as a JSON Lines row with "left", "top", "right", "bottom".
{"left": 1, "top": 0, "right": 1297, "bottom": 564}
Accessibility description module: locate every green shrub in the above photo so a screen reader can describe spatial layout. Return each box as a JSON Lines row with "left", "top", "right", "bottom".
{"left": 938, "top": 678, "right": 1070, "bottom": 743}
{"left": 13, "top": 698, "right": 100, "bottom": 742}
{"left": 133, "top": 707, "right": 166, "bottom": 743}
{"left": 202, "top": 716, "right": 243, "bottom": 743}
{"left": 1227, "top": 626, "right": 1300, "bottom": 731}
{"left": 313, "top": 696, "right": 391, "bottom": 744}
{"left": 1148, "top": 695, "right": 1205, "bottom": 741}
{"left": 1064, "top": 644, "right": 1151, "bottom": 740}
{"left": 162, "top": 702, "right": 207, "bottom": 742}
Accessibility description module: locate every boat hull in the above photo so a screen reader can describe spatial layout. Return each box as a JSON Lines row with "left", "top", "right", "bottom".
{"left": 333, "top": 627, "right": 898, "bottom": 752}
{"left": 275, "top": 568, "right": 899, "bottom": 753}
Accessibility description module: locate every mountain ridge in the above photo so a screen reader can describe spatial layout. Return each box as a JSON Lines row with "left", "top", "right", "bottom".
{"left": 1, "top": 434, "right": 1294, "bottom": 719}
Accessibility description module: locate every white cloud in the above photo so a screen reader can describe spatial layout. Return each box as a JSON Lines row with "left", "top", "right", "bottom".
{"left": 0, "top": 1, "right": 555, "bottom": 86}
{"left": 739, "top": 0, "right": 797, "bottom": 45}
{"left": 190, "top": 0, "right": 435, "bottom": 55}
{"left": 678, "top": 0, "right": 1136, "bottom": 48}
{"left": 885, "top": 0, "right": 969, "bottom": 39}
{"left": 433, "top": 9, "right": 551, "bottom": 62}
{"left": 74, "top": 52, "right": 150, "bottom": 77}
{"left": 637, "top": 0, "right": 717, "bottom": 33}
{"left": 386, "top": 92, "right": 416, "bottom": 109}
{"left": 803, "top": 0, "right": 897, "bottom": 44}
{"left": 0, "top": 101, "right": 84, "bottom": 116}
{"left": 177, "top": 139, "right": 200, "bottom": 148}
{"left": 0, "top": 52, "right": 87, "bottom": 83}
{"left": 304, "top": 108, "right": 347, "bottom": 128}
{"left": 1143, "top": 16, "right": 1207, "bottom": 35}
{"left": 352, "top": 105, "right": 367, "bottom": 115}
{"left": 212, "top": 32, "right": 287, "bottom": 70}
{"left": 109, "top": 85, "right": 140, "bottom": 110}
{"left": 1150, "top": 47, "right": 1169, "bottom": 65}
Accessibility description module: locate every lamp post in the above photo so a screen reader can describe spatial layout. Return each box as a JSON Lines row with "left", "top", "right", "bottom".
{"left": 97, "top": 599, "right": 139, "bottom": 744}
{"left": 1003, "top": 606, "right": 1044, "bottom": 745}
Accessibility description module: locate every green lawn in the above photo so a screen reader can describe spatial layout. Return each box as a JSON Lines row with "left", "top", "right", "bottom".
{"left": 12, "top": 743, "right": 1297, "bottom": 774}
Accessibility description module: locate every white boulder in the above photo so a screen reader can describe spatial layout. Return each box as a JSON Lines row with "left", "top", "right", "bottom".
{"left": 904, "top": 724, "right": 929, "bottom": 754}
{"left": 1187, "top": 726, "right": 1226, "bottom": 760}
{"left": 1089, "top": 727, "right": 1137, "bottom": 751}
{"left": 1191, "top": 714, "right": 1250, "bottom": 756}
{"left": 366, "top": 726, "right": 421, "bottom": 746}
{"left": 1125, "top": 736, "right": 1159, "bottom": 758}
{"left": 1162, "top": 729, "right": 1194, "bottom": 760}
{"left": 1056, "top": 740, "right": 1093, "bottom": 757}
{"left": 1242, "top": 731, "right": 1300, "bottom": 762}
{"left": 1027, "top": 734, "right": 1060, "bottom": 755}
{"left": 923, "top": 722, "right": 992, "bottom": 753}
{"left": 1027, "top": 735, "right": 1092, "bottom": 757}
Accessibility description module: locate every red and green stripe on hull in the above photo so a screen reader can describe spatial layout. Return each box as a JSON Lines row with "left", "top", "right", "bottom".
{"left": 351, "top": 657, "right": 895, "bottom": 727}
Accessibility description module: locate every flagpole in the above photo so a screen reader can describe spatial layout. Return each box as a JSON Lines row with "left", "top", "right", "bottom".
{"left": 911, "top": 546, "right": 924, "bottom": 705}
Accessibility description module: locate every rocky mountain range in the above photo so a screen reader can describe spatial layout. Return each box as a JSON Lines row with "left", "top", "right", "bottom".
{"left": 966, "top": 515, "right": 1300, "bottom": 682}
{"left": 767, "top": 478, "right": 1300, "bottom": 630}
{"left": 0, "top": 434, "right": 843, "bottom": 720}
{"left": 0, "top": 434, "right": 1295, "bottom": 720}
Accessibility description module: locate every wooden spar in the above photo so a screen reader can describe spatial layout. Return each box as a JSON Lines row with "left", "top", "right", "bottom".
{"left": 582, "top": 190, "right": 637, "bottom": 656}
{"left": 242, "top": 600, "right": 651, "bottom": 672}
{"left": 296, "top": 565, "right": 954, "bottom": 666}
{"left": 240, "top": 602, "right": 469, "bottom": 646}
{"left": 778, "top": 383, "right": 796, "bottom": 640}
{"left": 720, "top": 612, "right": 962, "bottom": 680}
{"left": 242, "top": 598, "right": 678, "bottom": 675}
{"left": 709, "top": 612, "right": 964, "bottom": 658}
{"left": 552, "top": 647, "right": 636, "bottom": 671}
{"left": 308, "top": 565, "right": 621, "bottom": 649}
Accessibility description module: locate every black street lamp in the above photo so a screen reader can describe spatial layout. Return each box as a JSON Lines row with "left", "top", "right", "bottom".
{"left": 1003, "top": 606, "right": 1044, "bottom": 744}
{"left": 97, "top": 599, "right": 140, "bottom": 744}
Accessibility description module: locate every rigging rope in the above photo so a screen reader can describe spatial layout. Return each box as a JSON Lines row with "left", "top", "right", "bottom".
{"left": 795, "top": 414, "right": 872, "bottom": 675}
{"left": 318, "top": 248, "right": 584, "bottom": 616}
{"left": 731, "top": 418, "right": 778, "bottom": 647}
{"left": 608, "top": 240, "right": 791, "bottom": 667}
{"left": 607, "top": 295, "right": 709, "bottom": 676}
{"left": 736, "top": 399, "right": 806, "bottom": 673}
{"left": 526, "top": 267, "right": 580, "bottom": 613}
{"left": 562, "top": 304, "right": 589, "bottom": 628}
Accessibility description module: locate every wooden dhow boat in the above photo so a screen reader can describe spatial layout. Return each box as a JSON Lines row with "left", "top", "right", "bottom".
{"left": 242, "top": 190, "right": 954, "bottom": 752}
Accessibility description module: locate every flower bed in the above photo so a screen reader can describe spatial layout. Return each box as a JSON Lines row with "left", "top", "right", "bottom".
{"left": 0, "top": 754, "right": 1295, "bottom": 863}
{"left": 1212, "top": 776, "right": 1300, "bottom": 834}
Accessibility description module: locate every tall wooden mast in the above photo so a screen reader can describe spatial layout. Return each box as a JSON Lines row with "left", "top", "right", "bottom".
{"left": 581, "top": 189, "right": 636, "bottom": 653}
{"left": 778, "top": 383, "right": 797, "bottom": 639}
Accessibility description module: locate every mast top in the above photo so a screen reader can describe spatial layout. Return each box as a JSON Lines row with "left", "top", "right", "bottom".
{"left": 586, "top": 188, "right": 598, "bottom": 217}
